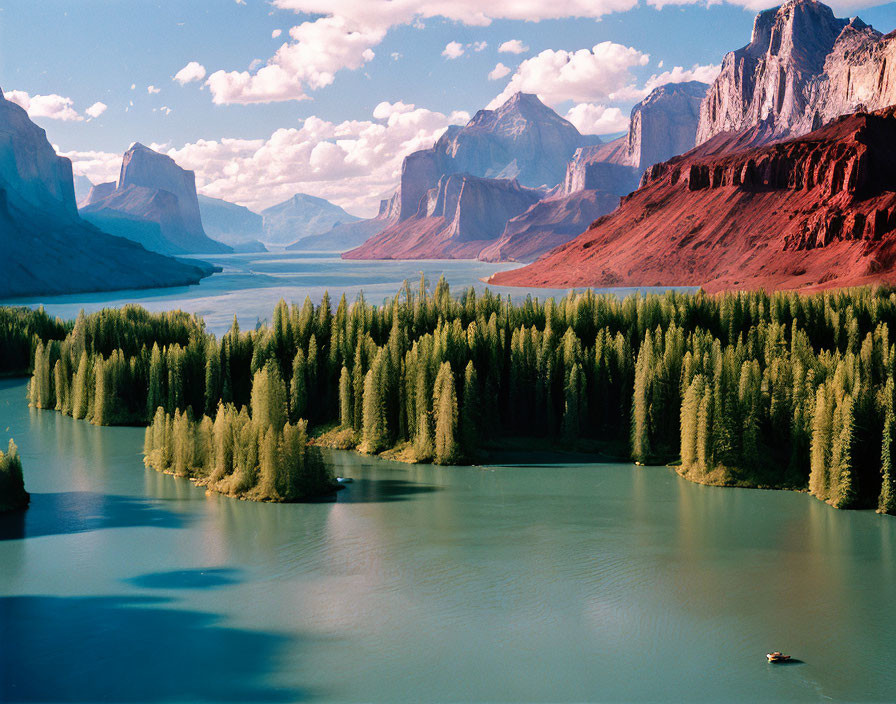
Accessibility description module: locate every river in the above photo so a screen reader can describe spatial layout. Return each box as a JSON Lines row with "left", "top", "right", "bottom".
{"left": 1, "top": 376, "right": 894, "bottom": 702}
{"left": 0, "top": 251, "right": 688, "bottom": 336}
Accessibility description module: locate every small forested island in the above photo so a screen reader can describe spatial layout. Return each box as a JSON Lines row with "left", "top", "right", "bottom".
{"left": 9, "top": 280, "right": 896, "bottom": 515}
{"left": 0, "top": 439, "right": 29, "bottom": 513}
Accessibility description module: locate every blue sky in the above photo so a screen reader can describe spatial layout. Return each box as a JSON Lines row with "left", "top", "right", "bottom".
{"left": 2, "top": 0, "right": 895, "bottom": 215}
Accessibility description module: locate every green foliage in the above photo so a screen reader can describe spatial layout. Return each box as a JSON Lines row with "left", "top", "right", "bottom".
{"left": 0, "top": 439, "right": 29, "bottom": 512}
{"left": 20, "top": 283, "right": 896, "bottom": 512}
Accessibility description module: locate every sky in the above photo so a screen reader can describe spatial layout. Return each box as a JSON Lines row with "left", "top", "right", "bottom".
{"left": 2, "top": 0, "right": 895, "bottom": 217}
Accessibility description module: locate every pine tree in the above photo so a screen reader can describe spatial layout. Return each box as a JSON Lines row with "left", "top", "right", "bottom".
{"left": 361, "top": 356, "right": 387, "bottom": 453}
{"left": 257, "top": 426, "right": 281, "bottom": 500}
{"left": 289, "top": 349, "right": 308, "bottom": 423}
{"left": 147, "top": 343, "right": 164, "bottom": 421}
{"left": 460, "top": 361, "right": 480, "bottom": 456}
{"left": 433, "top": 362, "right": 458, "bottom": 464}
{"left": 878, "top": 379, "right": 896, "bottom": 514}
{"left": 809, "top": 385, "right": 833, "bottom": 500}
{"left": 339, "top": 366, "right": 352, "bottom": 428}
{"left": 632, "top": 334, "right": 654, "bottom": 463}
{"left": 830, "top": 394, "right": 857, "bottom": 509}
{"left": 204, "top": 344, "right": 221, "bottom": 416}
{"left": 251, "top": 361, "right": 288, "bottom": 430}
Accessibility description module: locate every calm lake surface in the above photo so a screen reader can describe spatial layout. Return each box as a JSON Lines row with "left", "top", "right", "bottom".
{"left": 1, "top": 257, "right": 894, "bottom": 702}
{"left": 0, "top": 250, "right": 690, "bottom": 336}
{"left": 1, "top": 377, "right": 895, "bottom": 703}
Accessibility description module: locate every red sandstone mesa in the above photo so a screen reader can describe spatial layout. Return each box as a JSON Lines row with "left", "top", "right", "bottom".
{"left": 488, "top": 108, "right": 896, "bottom": 293}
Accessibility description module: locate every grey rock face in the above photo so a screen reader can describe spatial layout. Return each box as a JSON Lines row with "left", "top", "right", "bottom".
{"left": 0, "top": 89, "right": 211, "bottom": 297}
{"left": 697, "top": 0, "right": 896, "bottom": 144}
{"left": 628, "top": 81, "right": 708, "bottom": 170}
{"left": 562, "top": 82, "right": 707, "bottom": 198}
{"left": 260, "top": 193, "right": 361, "bottom": 245}
{"left": 392, "top": 93, "right": 597, "bottom": 222}
{"left": 81, "top": 143, "right": 230, "bottom": 254}
{"left": 0, "top": 88, "right": 76, "bottom": 218}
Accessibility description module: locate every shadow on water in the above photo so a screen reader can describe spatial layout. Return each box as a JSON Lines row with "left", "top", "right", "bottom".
{"left": 126, "top": 567, "right": 242, "bottom": 590}
{"left": 0, "top": 595, "right": 306, "bottom": 702}
{"left": 0, "top": 492, "right": 188, "bottom": 541}
{"left": 335, "top": 478, "right": 440, "bottom": 503}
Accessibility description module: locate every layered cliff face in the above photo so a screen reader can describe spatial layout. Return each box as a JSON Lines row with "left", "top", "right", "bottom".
{"left": 344, "top": 174, "right": 542, "bottom": 260}
{"left": 393, "top": 93, "right": 596, "bottom": 222}
{"left": 0, "top": 89, "right": 212, "bottom": 298}
{"left": 0, "top": 89, "right": 76, "bottom": 218}
{"left": 481, "top": 82, "right": 708, "bottom": 264}
{"left": 478, "top": 190, "right": 621, "bottom": 263}
{"left": 697, "top": 0, "right": 896, "bottom": 145}
{"left": 489, "top": 108, "right": 896, "bottom": 293}
{"left": 81, "top": 144, "right": 230, "bottom": 255}
{"left": 629, "top": 81, "right": 709, "bottom": 170}
{"left": 261, "top": 193, "right": 361, "bottom": 245}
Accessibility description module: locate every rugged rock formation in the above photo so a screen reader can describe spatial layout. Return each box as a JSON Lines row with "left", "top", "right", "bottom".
{"left": 697, "top": 0, "right": 896, "bottom": 145}
{"left": 478, "top": 190, "right": 621, "bottom": 263}
{"left": 345, "top": 174, "right": 543, "bottom": 260}
{"left": 197, "top": 194, "right": 266, "bottom": 252}
{"left": 629, "top": 81, "right": 709, "bottom": 170}
{"left": 0, "top": 90, "right": 212, "bottom": 298}
{"left": 260, "top": 193, "right": 361, "bottom": 245}
{"left": 391, "top": 93, "right": 598, "bottom": 223}
{"left": 479, "top": 82, "right": 709, "bottom": 263}
{"left": 488, "top": 108, "right": 896, "bottom": 293}
{"left": 81, "top": 144, "right": 230, "bottom": 255}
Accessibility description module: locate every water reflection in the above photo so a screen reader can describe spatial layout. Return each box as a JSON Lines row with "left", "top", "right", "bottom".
{"left": 126, "top": 567, "right": 242, "bottom": 590}
{"left": 0, "top": 594, "right": 304, "bottom": 702}
{"left": 0, "top": 492, "right": 188, "bottom": 541}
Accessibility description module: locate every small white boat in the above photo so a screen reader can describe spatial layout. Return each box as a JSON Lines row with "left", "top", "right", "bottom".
{"left": 336, "top": 477, "right": 353, "bottom": 483}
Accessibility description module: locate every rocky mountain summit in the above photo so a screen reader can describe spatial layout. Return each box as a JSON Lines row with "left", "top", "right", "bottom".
{"left": 490, "top": 107, "right": 896, "bottom": 292}
{"left": 81, "top": 143, "right": 230, "bottom": 255}
{"left": 697, "top": 0, "right": 896, "bottom": 144}
{"left": 0, "top": 89, "right": 211, "bottom": 297}
{"left": 392, "top": 92, "right": 597, "bottom": 223}
{"left": 478, "top": 81, "right": 708, "bottom": 263}
{"left": 261, "top": 193, "right": 361, "bottom": 246}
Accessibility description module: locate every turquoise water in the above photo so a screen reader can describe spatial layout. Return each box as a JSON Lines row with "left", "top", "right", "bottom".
{"left": 0, "top": 251, "right": 690, "bottom": 336}
{"left": 1, "top": 377, "right": 894, "bottom": 703}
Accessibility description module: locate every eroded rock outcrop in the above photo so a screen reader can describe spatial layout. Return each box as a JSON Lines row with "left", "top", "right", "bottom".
{"left": 344, "top": 174, "right": 542, "bottom": 260}
{"left": 0, "top": 89, "right": 212, "bottom": 297}
{"left": 697, "top": 0, "right": 896, "bottom": 145}
{"left": 390, "top": 92, "right": 597, "bottom": 223}
{"left": 489, "top": 107, "right": 896, "bottom": 293}
{"left": 81, "top": 144, "right": 230, "bottom": 255}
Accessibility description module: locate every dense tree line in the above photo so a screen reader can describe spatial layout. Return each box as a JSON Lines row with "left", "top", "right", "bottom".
{"left": 0, "top": 439, "right": 28, "bottom": 513}
{"left": 19, "top": 281, "right": 896, "bottom": 514}
{"left": 0, "top": 307, "right": 69, "bottom": 376}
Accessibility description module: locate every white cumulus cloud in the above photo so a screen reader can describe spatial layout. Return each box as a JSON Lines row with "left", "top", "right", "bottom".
{"left": 85, "top": 101, "right": 108, "bottom": 119}
{"left": 202, "top": 0, "right": 640, "bottom": 104}
{"left": 613, "top": 62, "right": 721, "bottom": 101}
{"left": 488, "top": 42, "right": 650, "bottom": 108}
{"left": 62, "top": 102, "right": 471, "bottom": 216}
{"left": 272, "top": 29, "right": 282, "bottom": 38}
{"left": 499, "top": 39, "right": 529, "bottom": 54}
{"left": 488, "top": 63, "right": 511, "bottom": 81}
{"left": 173, "top": 61, "right": 207, "bottom": 85}
{"left": 442, "top": 41, "right": 465, "bottom": 59}
{"left": 5, "top": 90, "right": 83, "bottom": 121}
{"left": 147, "top": 85, "right": 161, "bottom": 94}
{"left": 565, "top": 103, "right": 629, "bottom": 135}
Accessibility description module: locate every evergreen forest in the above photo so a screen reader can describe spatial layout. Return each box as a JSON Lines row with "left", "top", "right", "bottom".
{"left": 14, "top": 280, "right": 896, "bottom": 514}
